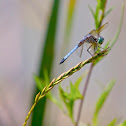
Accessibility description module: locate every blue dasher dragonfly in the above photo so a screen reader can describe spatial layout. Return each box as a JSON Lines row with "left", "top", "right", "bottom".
{"left": 59, "top": 22, "right": 109, "bottom": 64}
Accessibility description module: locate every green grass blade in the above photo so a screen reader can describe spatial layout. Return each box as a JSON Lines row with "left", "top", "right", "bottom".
{"left": 34, "top": 75, "right": 44, "bottom": 91}
{"left": 64, "top": 0, "right": 76, "bottom": 44}
{"left": 110, "top": 2, "right": 125, "bottom": 48}
{"left": 31, "top": 0, "right": 60, "bottom": 126}
{"left": 108, "top": 118, "right": 117, "bottom": 126}
{"left": 34, "top": 73, "right": 63, "bottom": 110}
{"left": 88, "top": 5, "right": 95, "bottom": 20}
{"left": 92, "top": 80, "right": 116, "bottom": 126}
{"left": 118, "top": 120, "right": 126, "bottom": 126}
{"left": 74, "top": 71, "right": 88, "bottom": 87}
{"left": 104, "top": 8, "right": 113, "bottom": 18}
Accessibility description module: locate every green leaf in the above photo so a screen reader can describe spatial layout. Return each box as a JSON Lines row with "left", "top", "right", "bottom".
{"left": 34, "top": 75, "right": 44, "bottom": 91}
{"left": 58, "top": 73, "right": 87, "bottom": 123}
{"left": 74, "top": 71, "right": 88, "bottom": 88}
{"left": 43, "top": 70, "right": 50, "bottom": 86}
{"left": 31, "top": 0, "right": 60, "bottom": 126}
{"left": 118, "top": 120, "right": 126, "bottom": 126}
{"left": 97, "top": 0, "right": 106, "bottom": 10}
{"left": 47, "top": 92, "right": 63, "bottom": 110}
{"left": 94, "top": 0, "right": 107, "bottom": 28}
{"left": 88, "top": 5, "right": 95, "bottom": 19}
{"left": 95, "top": 5, "right": 100, "bottom": 28}
{"left": 35, "top": 72, "right": 63, "bottom": 110}
{"left": 93, "top": 80, "right": 116, "bottom": 126}
{"left": 104, "top": 41, "right": 110, "bottom": 49}
{"left": 59, "top": 82, "right": 83, "bottom": 101}
{"left": 34, "top": 70, "right": 50, "bottom": 91}
{"left": 108, "top": 119, "right": 117, "bottom": 126}
{"left": 64, "top": 0, "right": 76, "bottom": 45}
{"left": 59, "top": 85, "right": 75, "bottom": 122}
{"left": 104, "top": 8, "right": 113, "bottom": 18}
{"left": 110, "top": 2, "right": 125, "bottom": 48}
{"left": 60, "top": 72, "right": 87, "bottom": 101}
{"left": 69, "top": 81, "right": 83, "bottom": 100}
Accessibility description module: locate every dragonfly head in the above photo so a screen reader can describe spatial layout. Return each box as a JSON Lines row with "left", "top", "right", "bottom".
{"left": 97, "top": 36, "right": 104, "bottom": 45}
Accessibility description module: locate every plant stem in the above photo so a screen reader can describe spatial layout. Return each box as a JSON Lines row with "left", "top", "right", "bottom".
{"left": 23, "top": 49, "right": 109, "bottom": 126}
{"left": 75, "top": 63, "right": 93, "bottom": 126}
{"left": 23, "top": 102, "right": 37, "bottom": 126}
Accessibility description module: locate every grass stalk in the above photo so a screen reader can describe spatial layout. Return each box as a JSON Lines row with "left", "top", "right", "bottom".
{"left": 23, "top": 48, "right": 110, "bottom": 126}
{"left": 75, "top": 62, "right": 93, "bottom": 126}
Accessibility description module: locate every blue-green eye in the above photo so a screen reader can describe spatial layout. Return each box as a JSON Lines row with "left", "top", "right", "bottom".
{"left": 98, "top": 36, "right": 104, "bottom": 45}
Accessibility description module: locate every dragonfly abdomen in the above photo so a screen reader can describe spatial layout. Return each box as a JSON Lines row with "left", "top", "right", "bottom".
{"left": 59, "top": 45, "right": 79, "bottom": 64}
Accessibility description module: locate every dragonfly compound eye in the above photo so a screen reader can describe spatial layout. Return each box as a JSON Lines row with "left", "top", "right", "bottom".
{"left": 98, "top": 36, "right": 104, "bottom": 45}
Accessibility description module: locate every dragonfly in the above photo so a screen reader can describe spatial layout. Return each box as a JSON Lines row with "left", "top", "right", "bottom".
{"left": 59, "top": 22, "right": 109, "bottom": 64}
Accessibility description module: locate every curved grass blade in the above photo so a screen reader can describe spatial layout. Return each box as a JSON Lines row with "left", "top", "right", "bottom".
{"left": 104, "top": 8, "right": 113, "bottom": 18}
{"left": 110, "top": 2, "right": 125, "bottom": 48}
{"left": 92, "top": 80, "right": 116, "bottom": 126}
{"left": 118, "top": 120, "right": 126, "bottom": 126}
{"left": 108, "top": 118, "right": 117, "bottom": 126}
{"left": 88, "top": 5, "right": 95, "bottom": 19}
{"left": 64, "top": 0, "right": 76, "bottom": 44}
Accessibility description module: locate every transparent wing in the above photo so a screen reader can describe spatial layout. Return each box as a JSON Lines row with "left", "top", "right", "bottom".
{"left": 93, "top": 44, "right": 98, "bottom": 53}
{"left": 89, "top": 22, "right": 109, "bottom": 36}
{"left": 88, "top": 43, "right": 98, "bottom": 55}
{"left": 76, "top": 44, "right": 83, "bottom": 58}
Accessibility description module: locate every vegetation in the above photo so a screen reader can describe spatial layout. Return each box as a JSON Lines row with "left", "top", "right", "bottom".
{"left": 23, "top": 0, "right": 125, "bottom": 126}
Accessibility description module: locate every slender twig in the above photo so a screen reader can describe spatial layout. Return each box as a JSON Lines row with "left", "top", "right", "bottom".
{"left": 75, "top": 62, "right": 93, "bottom": 126}
{"left": 23, "top": 48, "right": 109, "bottom": 126}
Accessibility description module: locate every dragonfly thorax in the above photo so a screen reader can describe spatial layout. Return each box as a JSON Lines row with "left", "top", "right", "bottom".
{"left": 97, "top": 36, "right": 104, "bottom": 45}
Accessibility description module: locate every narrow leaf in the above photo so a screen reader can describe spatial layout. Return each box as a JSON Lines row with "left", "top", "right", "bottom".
{"left": 64, "top": 0, "right": 76, "bottom": 45}
{"left": 34, "top": 75, "right": 44, "bottom": 91}
{"left": 88, "top": 5, "right": 95, "bottom": 19}
{"left": 74, "top": 71, "right": 88, "bottom": 88}
{"left": 35, "top": 73, "right": 63, "bottom": 110}
{"left": 118, "top": 120, "right": 126, "bottom": 126}
{"left": 104, "top": 8, "right": 113, "bottom": 18}
{"left": 100, "top": 0, "right": 106, "bottom": 10}
{"left": 47, "top": 93, "right": 63, "bottom": 109}
{"left": 93, "top": 80, "right": 116, "bottom": 126}
{"left": 108, "top": 118, "right": 117, "bottom": 126}
{"left": 110, "top": 2, "right": 125, "bottom": 48}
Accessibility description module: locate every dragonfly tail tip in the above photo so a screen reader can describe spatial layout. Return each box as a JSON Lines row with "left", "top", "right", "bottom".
{"left": 59, "top": 58, "right": 65, "bottom": 65}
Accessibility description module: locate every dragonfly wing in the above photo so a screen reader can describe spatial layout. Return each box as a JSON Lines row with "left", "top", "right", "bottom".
{"left": 88, "top": 43, "right": 98, "bottom": 55}
{"left": 93, "top": 43, "right": 98, "bottom": 53}
{"left": 89, "top": 22, "right": 109, "bottom": 36}
{"left": 76, "top": 44, "right": 83, "bottom": 58}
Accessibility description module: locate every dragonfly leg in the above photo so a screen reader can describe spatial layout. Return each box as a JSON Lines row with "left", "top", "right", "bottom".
{"left": 87, "top": 45, "right": 93, "bottom": 56}
{"left": 98, "top": 45, "right": 104, "bottom": 50}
